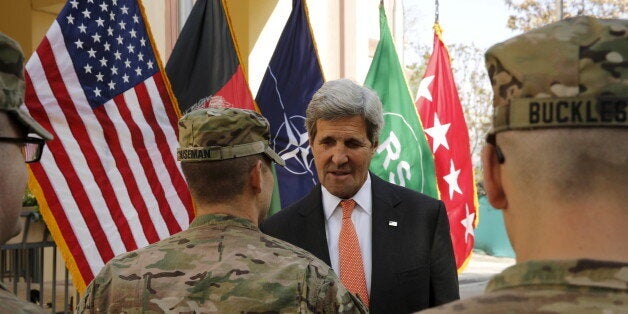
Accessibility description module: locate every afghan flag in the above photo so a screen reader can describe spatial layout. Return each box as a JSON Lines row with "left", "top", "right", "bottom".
{"left": 166, "top": 0, "right": 255, "bottom": 113}
{"left": 256, "top": 0, "right": 323, "bottom": 211}
{"left": 365, "top": 4, "right": 438, "bottom": 198}
{"left": 415, "top": 26, "right": 478, "bottom": 270}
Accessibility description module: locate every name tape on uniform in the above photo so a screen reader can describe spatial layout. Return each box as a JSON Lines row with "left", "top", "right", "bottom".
{"left": 493, "top": 96, "right": 627, "bottom": 132}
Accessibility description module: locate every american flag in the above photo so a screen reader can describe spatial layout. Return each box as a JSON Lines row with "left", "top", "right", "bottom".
{"left": 23, "top": 0, "right": 194, "bottom": 291}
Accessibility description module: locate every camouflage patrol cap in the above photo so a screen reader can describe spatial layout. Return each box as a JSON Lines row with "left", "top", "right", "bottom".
{"left": 0, "top": 32, "right": 52, "bottom": 140}
{"left": 485, "top": 16, "right": 627, "bottom": 134}
{"left": 177, "top": 107, "right": 285, "bottom": 165}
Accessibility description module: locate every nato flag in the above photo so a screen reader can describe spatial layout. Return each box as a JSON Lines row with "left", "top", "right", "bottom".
{"left": 256, "top": 0, "right": 324, "bottom": 210}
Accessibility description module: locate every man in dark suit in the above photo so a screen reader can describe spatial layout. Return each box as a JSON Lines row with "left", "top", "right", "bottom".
{"left": 261, "top": 79, "right": 459, "bottom": 313}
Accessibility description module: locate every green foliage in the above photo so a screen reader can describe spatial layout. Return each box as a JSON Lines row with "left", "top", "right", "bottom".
{"left": 406, "top": 47, "right": 431, "bottom": 96}
{"left": 22, "top": 188, "right": 39, "bottom": 209}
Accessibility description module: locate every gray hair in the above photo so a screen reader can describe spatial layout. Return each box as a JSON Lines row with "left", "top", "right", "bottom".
{"left": 305, "top": 79, "right": 384, "bottom": 145}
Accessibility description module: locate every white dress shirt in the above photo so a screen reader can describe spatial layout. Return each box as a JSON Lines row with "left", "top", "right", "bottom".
{"left": 322, "top": 174, "right": 373, "bottom": 294}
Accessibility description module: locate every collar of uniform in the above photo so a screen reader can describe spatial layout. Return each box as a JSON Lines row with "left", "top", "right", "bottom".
{"left": 486, "top": 259, "right": 628, "bottom": 292}
{"left": 189, "top": 214, "right": 258, "bottom": 231}
{"left": 322, "top": 173, "right": 372, "bottom": 221}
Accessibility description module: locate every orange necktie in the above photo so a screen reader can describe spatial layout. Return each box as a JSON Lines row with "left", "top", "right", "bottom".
{"left": 338, "top": 199, "right": 369, "bottom": 307}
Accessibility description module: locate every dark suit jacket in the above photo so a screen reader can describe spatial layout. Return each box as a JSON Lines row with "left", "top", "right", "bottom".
{"left": 260, "top": 174, "right": 459, "bottom": 313}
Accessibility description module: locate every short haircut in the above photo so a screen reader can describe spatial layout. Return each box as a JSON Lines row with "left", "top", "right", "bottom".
{"left": 498, "top": 128, "right": 627, "bottom": 202}
{"left": 181, "top": 154, "right": 270, "bottom": 205}
{"left": 305, "top": 79, "right": 384, "bottom": 145}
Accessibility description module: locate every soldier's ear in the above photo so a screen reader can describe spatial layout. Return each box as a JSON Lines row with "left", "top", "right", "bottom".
{"left": 482, "top": 145, "right": 507, "bottom": 210}
{"left": 249, "top": 160, "right": 264, "bottom": 194}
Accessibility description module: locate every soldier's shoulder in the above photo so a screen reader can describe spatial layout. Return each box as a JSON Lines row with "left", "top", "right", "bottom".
{"left": 256, "top": 232, "right": 331, "bottom": 270}
{"left": 91, "top": 234, "right": 182, "bottom": 278}
{"left": 97, "top": 224, "right": 330, "bottom": 276}
{"left": 489, "top": 259, "right": 628, "bottom": 290}
{"left": 420, "top": 287, "right": 628, "bottom": 313}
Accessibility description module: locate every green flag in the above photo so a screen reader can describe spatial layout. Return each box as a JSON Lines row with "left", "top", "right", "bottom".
{"left": 268, "top": 164, "right": 282, "bottom": 216}
{"left": 364, "top": 4, "right": 438, "bottom": 198}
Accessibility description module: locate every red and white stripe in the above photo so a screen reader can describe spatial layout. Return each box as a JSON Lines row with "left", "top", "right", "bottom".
{"left": 24, "top": 20, "right": 194, "bottom": 284}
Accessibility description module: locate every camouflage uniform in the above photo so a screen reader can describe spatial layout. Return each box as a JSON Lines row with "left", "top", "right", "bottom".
{"left": 78, "top": 214, "right": 365, "bottom": 313}
{"left": 0, "top": 282, "right": 45, "bottom": 314}
{"left": 419, "top": 259, "right": 628, "bottom": 313}
{"left": 78, "top": 108, "right": 365, "bottom": 313}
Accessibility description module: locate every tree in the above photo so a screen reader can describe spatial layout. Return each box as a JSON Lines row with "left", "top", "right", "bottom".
{"left": 505, "top": 0, "right": 627, "bottom": 32}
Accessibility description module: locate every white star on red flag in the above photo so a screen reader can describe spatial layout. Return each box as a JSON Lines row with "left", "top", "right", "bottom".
{"left": 424, "top": 113, "right": 451, "bottom": 153}
{"left": 443, "top": 160, "right": 462, "bottom": 199}
{"left": 417, "top": 75, "right": 434, "bottom": 102}
{"left": 460, "top": 204, "right": 475, "bottom": 243}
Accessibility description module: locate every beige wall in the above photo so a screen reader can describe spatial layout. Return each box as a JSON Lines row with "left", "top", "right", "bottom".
{"left": 0, "top": 1, "right": 35, "bottom": 56}
{"left": 247, "top": 0, "right": 289, "bottom": 94}
{"left": 225, "top": 0, "right": 279, "bottom": 78}
{"left": 31, "top": 10, "right": 58, "bottom": 53}
{"left": 141, "top": 0, "right": 168, "bottom": 63}
{"left": 0, "top": 0, "right": 68, "bottom": 58}
{"left": 306, "top": 1, "right": 340, "bottom": 80}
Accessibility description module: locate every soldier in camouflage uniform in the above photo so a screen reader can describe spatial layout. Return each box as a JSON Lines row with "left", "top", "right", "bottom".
{"left": 420, "top": 16, "right": 627, "bottom": 313}
{"left": 0, "top": 32, "right": 53, "bottom": 314}
{"left": 77, "top": 106, "right": 367, "bottom": 313}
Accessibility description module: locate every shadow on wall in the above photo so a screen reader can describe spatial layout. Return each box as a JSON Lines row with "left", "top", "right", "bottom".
{"left": 474, "top": 196, "right": 516, "bottom": 258}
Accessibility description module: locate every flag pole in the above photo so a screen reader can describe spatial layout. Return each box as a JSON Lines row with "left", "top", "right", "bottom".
{"left": 434, "top": 0, "right": 439, "bottom": 24}
{"left": 433, "top": 0, "right": 442, "bottom": 39}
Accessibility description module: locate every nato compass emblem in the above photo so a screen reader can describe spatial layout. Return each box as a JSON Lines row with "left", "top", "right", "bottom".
{"left": 273, "top": 115, "right": 316, "bottom": 180}
{"left": 266, "top": 67, "right": 316, "bottom": 183}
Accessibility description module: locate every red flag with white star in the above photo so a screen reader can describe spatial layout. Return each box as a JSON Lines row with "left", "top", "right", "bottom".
{"left": 415, "top": 29, "right": 478, "bottom": 270}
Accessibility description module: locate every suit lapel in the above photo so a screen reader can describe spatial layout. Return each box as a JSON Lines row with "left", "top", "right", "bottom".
{"left": 297, "top": 185, "right": 332, "bottom": 266}
{"left": 370, "top": 174, "right": 402, "bottom": 303}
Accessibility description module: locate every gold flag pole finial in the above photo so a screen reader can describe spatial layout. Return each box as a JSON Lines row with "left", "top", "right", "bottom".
{"left": 433, "top": 23, "right": 443, "bottom": 38}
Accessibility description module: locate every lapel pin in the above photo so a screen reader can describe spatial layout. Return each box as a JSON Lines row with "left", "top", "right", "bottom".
{"left": 388, "top": 221, "right": 398, "bottom": 227}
